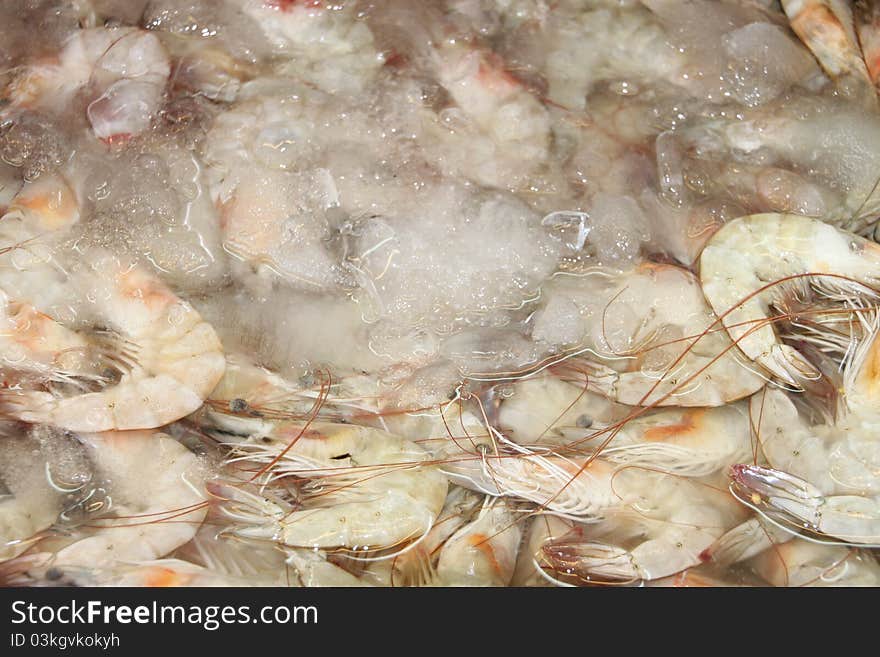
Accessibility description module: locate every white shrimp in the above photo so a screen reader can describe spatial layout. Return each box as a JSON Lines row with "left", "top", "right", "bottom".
{"left": 700, "top": 213, "right": 880, "bottom": 386}
{"left": 539, "top": 471, "right": 749, "bottom": 583}
{"left": 0, "top": 430, "right": 72, "bottom": 562}
{"left": 6, "top": 26, "right": 170, "bottom": 142}
{"left": 26, "top": 431, "right": 207, "bottom": 576}
{"left": 384, "top": 486, "right": 483, "bottom": 587}
{"left": 511, "top": 514, "right": 575, "bottom": 587}
{"left": 432, "top": 498, "right": 522, "bottom": 587}
{"left": 214, "top": 421, "right": 448, "bottom": 552}
{"left": 689, "top": 103, "right": 880, "bottom": 234}
{"left": 750, "top": 538, "right": 880, "bottom": 586}
{"left": 0, "top": 254, "right": 225, "bottom": 432}
{"left": 422, "top": 39, "right": 552, "bottom": 190}
{"left": 497, "top": 375, "right": 754, "bottom": 477}
{"left": 534, "top": 263, "right": 765, "bottom": 407}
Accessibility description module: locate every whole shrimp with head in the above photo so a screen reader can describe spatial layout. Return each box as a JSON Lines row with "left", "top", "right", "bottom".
{"left": 0, "top": 252, "right": 224, "bottom": 432}
{"left": 538, "top": 470, "right": 749, "bottom": 584}
{"left": 532, "top": 262, "right": 765, "bottom": 407}
{"left": 209, "top": 420, "right": 448, "bottom": 554}
{"left": 701, "top": 213, "right": 880, "bottom": 544}
{"left": 496, "top": 375, "right": 755, "bottom": 478}
{"left": 5, "top": 26, "right": 171, "bottom": 143}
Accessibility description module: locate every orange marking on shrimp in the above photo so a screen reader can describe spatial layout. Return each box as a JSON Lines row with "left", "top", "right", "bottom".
{"left": 13, "top": 190, "right": 78, "bottom": 230}
{"left": 118, "top": 268, "right": 173, "bottom": 312}
{"left": 143, "top": 566, "right": 190, "bottom": 587}
{"left": 643, "top": 410, "right": 704, "bottom": 442}
{"left": 467, "top": 533, "right": 503, "bottom": 576}
{"left": 856, "top": 333, "right": 880, "bottom": 399}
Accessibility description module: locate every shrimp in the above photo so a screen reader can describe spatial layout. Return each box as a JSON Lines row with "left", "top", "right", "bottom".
{"left": 0, "top": 253, "right": 225, "bottom": 432}
{"left": 536, "top": 263, "right": 765, "bottom": 407}
{"left": 732, "top": 402, "right": 880, "bottom": 544}
{"left": 750, "top": 539, "right": 880, "bottom": 586}
{"left": 780, "top": 0, "right": 878, "bottom": 107}
{"left": 0, "top": 428, "right": 79, "bottom": 562}
{"left": 424, "top": 39, "right": 552, "bottom": 190}
{"left": 855, "top": 0, "right": 880, "bottom": 87}
{"left": 702, "top": 516, "right": 794, "bottom": 566}
{"left": 432, "top": 498, "right": 522, "bottom": 586}
{"left": 700, "top": 213, "right": 880, "bottom": 387}
{"left": 234, "top": 0, "right": 382, "bottom": 95}
{"left": 6, "top": 26, "right": 171, "bottom": 142}
{"left": 511, "top": 514, "right": 575, "bottom": 587}
{"left": 497, "top": 376, "right": 754, "bottom": 477}
{"left": 495, "top": 375, "right": 623, "bottom": 447}
{"left": 539, "top": 471, "right": 748, "bottom": 583}
{"left": 387, "top": 486, "right": 483, "bottom": 587}
{"left": 686, "top": 103, "right": 880, "bottom": 234}
{"left": 26, "top": 431, "right": 207, "bottom": 576}
{"left": 34, "top": 558, "right": 281, "bottom": 588}
{"left": 214, "top": 421, "right": 448, "bottom": 552}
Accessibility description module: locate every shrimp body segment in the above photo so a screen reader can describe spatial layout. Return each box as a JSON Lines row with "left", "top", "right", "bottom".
{"left": 700, "top": 213, "right": 880, "bottom": 386}
{"left": 217, "top": 422, "right": 448, "bottom": 551}
{"left": 2, "top": 258, "right": 225, "bottom": 432}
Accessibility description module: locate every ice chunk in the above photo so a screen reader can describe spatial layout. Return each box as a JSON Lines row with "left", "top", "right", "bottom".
{"left": 723, "top": 22, "right": 820, "bottom": 106}
{"left": 586, "top": 194, "right": 650, "bottom": 266}
{"left": 348, "top": 184, "right": 560, "bottom": 332}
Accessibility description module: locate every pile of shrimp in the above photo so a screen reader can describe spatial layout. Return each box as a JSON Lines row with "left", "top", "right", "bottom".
{"left": 3, "top": 0, "right": 880, "bottom": 587}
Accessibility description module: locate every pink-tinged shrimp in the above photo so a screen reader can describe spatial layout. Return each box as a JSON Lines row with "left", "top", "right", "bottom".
{"left": 0, "top": 256, "right": 225, "bottom": 432}
{"left": 5, "top": 26, "right": 170, "bottom": 142}
{"left": 855, "top": 0, "right": 880, "bottom": 86}
{"left": 781, "top": 0, "right": 877, "bottom": 106}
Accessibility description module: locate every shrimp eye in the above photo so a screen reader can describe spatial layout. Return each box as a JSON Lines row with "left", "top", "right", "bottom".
{"left": 576, "top": 414, "right": 593, "bottom": 428}
{"left": 45, "top": 567, "right": 63, "bottom": 581}
{"left": 229, "top": 398, "right": 249, "bottom": 413}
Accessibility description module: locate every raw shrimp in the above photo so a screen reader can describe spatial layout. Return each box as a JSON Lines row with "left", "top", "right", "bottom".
{"left": 0, "top": 253, "right": 225, "bottom": 432}
{"left": 750, "top": 538, "right": 880, "bottom": 586}
{"left": 700, "top": 213, "right": 880, "bottom": 386}
{"left": 703, "top": 516, "right": 794, "bottom": 566}
{"left": 511, "top": 514, "right": 575, "bottom": 587}
{"left": 855, "top": 0, "right": 880, "bottom": 87}
{"left": 732, "top": 390, "right": 880, "bottom": 544}
{"left": 424, "top": 39, "right": 552, "bottom": 189}
{"left": 539, "top": 471, "right": 748, "bottom": 583}
{"left": 387, "top": 486, "right": 482, "bottom": 587}
{"left": 6, "top": 26, "right": 171, "bottom": 142}
{"left": 235, "top": 0, "right": 382, "bottom": 94}
{"left": 0, "top": 430, "right": 69, "bottom": 562}
{"left": 36, "top": 558, "right": 281, "bottom": 587}
{"left": 213, "top": 422, "right": 448, "bottom": 552}
{"left": 495, "top": 375, "right": 623, "bottom": 447}
{"left": 536, "top": 263, "right": 765, "bottom": 407}
{"left": 496, "top": 375, "right": 754, "bottom": 477}
{"left": 27, "top": 431, "right": 207, "bottom": 575}
{"left": 200, "top": 81, "right": 357, "bottom": 291}
{"left": 781, "top": 0, "right": 878, "bottom": 107}
{"left": 432, "top": 497, "right": 522, "bottom": 586}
